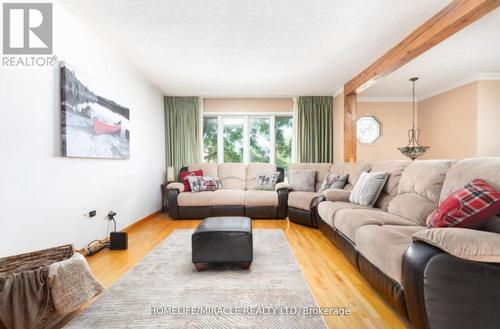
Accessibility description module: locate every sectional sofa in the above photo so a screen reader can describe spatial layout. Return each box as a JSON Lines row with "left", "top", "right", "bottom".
{"left": 286, "top": 162, "right": 373, "bottom": 227}
{"left": 167, "top": 158, "right": 500, "bottom": 329}
{"left": 167, "top": 163, "right": 288, "bottom": 219}
{"left": 316, "top": 158, "right": 500, "bottom": 329}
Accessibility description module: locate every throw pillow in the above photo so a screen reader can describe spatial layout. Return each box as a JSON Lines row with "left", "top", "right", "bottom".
{"left": 187, "top": 176, "right": 223, "bottom": 192}
{"left": 427, "top": 179, "right": 500, "bottom": 228}
{"left": 289, "top": 170, "right": 316, "bottom": 192}
{"left": 255, "top": 171, "right": 281, "bottom": 190}
{"left": 319, "top": 173, "right": 348, "bottom": 192}
{"left": 180, "top": 169, "right": 203, "bottom": 192}
{"left": 349, "top": 171, "right": 389, "bottom": 207}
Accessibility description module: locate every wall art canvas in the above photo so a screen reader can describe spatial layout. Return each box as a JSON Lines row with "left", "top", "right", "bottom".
{"left": 60, "top": 63, "right": 130, "bottom": 159}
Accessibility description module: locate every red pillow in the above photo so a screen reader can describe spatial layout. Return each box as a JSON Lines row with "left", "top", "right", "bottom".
{"left": 427, "top": 179, "right": 500, "bottom": 228}
{"left": 179, "top": 170, "right": 203, "bottom": 192}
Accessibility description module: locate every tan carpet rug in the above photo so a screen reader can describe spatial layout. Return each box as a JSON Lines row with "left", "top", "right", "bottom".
{"left": 65, "top": 229, "right": 327, "bottom": 328}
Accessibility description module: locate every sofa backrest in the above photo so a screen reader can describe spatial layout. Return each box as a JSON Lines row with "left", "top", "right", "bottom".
{"left": 371, "top": 160, "right": 411, "bottom": 210}
{"left": 440, "top": 157, "right": 500, "bottom": 234}
{"left": 217, "top": 163, "right": 247, "bottom": 190}
{"left": 288, "top": 163, "right": 333, "bottom": 191}
{"left": 388, "top": 160, "right": 456, "bottom": 225}
{"left": 186, "top": 163, "right": 282, "bottom": 190}
{"left": 188, "top": 163, "right": 218, "bottom": 177}
{"left": 330, "top": 162, "right": 373, "bottom": 190}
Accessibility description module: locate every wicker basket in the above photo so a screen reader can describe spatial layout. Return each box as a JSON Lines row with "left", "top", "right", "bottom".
{"left": 0, "top": 245, "right": 74, "bottom": 329}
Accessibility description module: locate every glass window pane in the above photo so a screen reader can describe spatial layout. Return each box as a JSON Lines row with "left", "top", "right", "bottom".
{"left": 203, "top": 117, "right": 218, "bottom": 163}
{"left": 275, "top": 116, "right": 293, "bottom": 172}
{"left": 223, "top": 117, "right": 244, "bottom": 163}
{"left": 249, "top": 117, "right": 270, "bottom": 163}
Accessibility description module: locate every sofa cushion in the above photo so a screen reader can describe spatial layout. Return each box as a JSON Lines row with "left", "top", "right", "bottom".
{"left": 218, "top": 163, "right": 247, "bottom": 190}
{"left": 211, "top": 190, "right": 246, "bottom": 206}
{"left": 187, "top": 176, "right": 222, "bottom": 192}
{"left": 254, "top": 171, "right": 281, "bottom": 190}
{"left": 289, "top": 170, "right": 316, "bottom": 192}
{"left": 288, "top": 191, "right": 322, "bottom": 211}
{"left": 371, "top": 160, "right": 410, "bottom": 210}
{"left": 317, "top": 201, "right": 371, "bottom": 227}
{"left": 245, "top": 190, "right": 278, "bottom": 207}
{"left": 439, "top": 157, "right": 500, "bottom": 201}
{"left": 349, "top": 171, "right": 389, "bottom": 207}
{"left": 427, "top": 179, "right": 500, "bottom": 228}
{"left": 188, "top": 163, "right": 218, "bottom": 177}
{"left": 330, "top": 162, "right": 373, "bottom": 189}
{"left": 289, "top": 163, "right": 332, "bottom": 191}
{"left": 412, "top": 228, "right": 500, "bottom": 263}
{"left": 177, "top": 192, "right": 214, "bottom": 206}
{"left": 333, "top": 208, "right": 417, "bottom": 242}
{"left": 246, "top": 163, "right": 277, "bottom": 190}
{"left": 356, "top": 225, "right": 426, "bottom": 285}
{"left": 319, "top": 173, "right": 348, "bottom": 192}
{"left": 180, "top": 169, "right": 203, "bottom": 192}
{"left": 388, "top": 160, "right": 456, "bottom": 225}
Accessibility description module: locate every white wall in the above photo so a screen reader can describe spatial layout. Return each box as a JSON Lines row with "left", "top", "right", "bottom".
{"left": 0, "top": 2, "right": 166, "bottom": 257}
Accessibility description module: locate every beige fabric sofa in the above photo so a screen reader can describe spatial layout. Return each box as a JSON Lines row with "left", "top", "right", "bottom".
{"left": 316, "top": 157, "right": 500, "bottom": 329}
{"left": 167, "top": 163, "right": 288, "bottom": 219}
{"left": 287, "top": 162, "right": 373, "bottom": 227}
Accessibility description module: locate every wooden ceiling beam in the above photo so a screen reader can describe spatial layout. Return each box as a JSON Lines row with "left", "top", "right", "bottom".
{"left": 342, "top": 0, "right": 499, "bottom": 162}
{"left": 344, "top": 0, "right": 500, "bottom": 96}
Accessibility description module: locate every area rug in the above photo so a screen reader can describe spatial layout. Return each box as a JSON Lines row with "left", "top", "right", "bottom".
{"left": 65, "top": 229, "right": 327, "bottom": 328}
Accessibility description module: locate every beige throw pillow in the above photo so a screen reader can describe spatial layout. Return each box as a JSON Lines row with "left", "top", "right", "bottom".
{"left": 349, "top": 171, "right": 389, "bottom": 207}
{"left": 289, "top": 170, "right": 316, "bottom": 192}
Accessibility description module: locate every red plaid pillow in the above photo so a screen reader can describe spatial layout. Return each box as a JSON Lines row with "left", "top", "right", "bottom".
{"left": 427, "top": 179, "right": 500, "bottom": 228}
{"left": 179, "top": 170, "right": 203, "bottom": 192}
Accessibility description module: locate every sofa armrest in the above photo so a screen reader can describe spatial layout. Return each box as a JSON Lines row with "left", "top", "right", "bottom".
{"left": 167, "top": 182, "right": 185, "bottom": 192}
{"left": 275, "top": 182, "right": 290, "bottom": 191}
{"left": 277, "top": 188, "right": 289, "bottom": 219}
{"left": 403, "top": 241, "right": 500, "bottom": 329}
{"left": 412, "top": 228, "right": 500, "bottom": 263}
{"left": 168, "top": 189, "right": 180, "bottom": 218}
{"left": 322, "top": 189, "right": 351, "bottom": 202}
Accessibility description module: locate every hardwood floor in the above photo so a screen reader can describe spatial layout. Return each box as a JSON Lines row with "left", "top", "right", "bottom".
{"left": 86, "top": 213, "right": 409, "bottom": 329}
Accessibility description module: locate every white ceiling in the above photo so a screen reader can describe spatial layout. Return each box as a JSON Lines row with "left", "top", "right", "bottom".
{"left": 360, "top": 8, "right": 500, "bottom": 100}
{"left": 59, "top": 0, "right": 448, "bottom": 96}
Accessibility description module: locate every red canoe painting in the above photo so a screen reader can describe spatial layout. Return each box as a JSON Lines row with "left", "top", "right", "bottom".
{"left": 93, "top": 118, "right": 122, "bottom": 135}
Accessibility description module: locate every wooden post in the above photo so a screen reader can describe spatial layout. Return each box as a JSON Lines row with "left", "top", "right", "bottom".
{"left": 344, "top": 93, "right": 357, "bottom": 162}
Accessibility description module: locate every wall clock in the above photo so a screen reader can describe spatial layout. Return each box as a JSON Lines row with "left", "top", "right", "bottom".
{"left": 357, "top": 116, "right": 381, "bottom": 144}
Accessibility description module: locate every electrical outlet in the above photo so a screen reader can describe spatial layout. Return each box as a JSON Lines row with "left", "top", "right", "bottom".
{"left": 89, "top": 210, "right": 96, "bottom": 217}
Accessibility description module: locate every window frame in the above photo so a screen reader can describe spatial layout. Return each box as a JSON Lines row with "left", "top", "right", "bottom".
{"left": 201, "top": 112, "right": 294, "bottom": 165}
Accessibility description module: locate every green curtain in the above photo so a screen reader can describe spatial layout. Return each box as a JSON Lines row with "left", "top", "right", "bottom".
{"left": 297, "top": 96, "right": 333, "bottom": 163}
{"left": 164, "top": 96, "right": 200, "bottom": 179}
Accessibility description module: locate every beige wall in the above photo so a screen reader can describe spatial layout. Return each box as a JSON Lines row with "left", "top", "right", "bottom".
{"left": 203, "top": 98, "right": 293, "bottom": 113}
{"left": 418, "top": 82, "right": 478, "bottom": 159}
{"left": 333, "top": 92, "right": 344, "bottom": 163}
{"left": 356, "top": 101, "right": 414, "bottom": 162}
{"left": 477, "top": 80, "right": 500, "bottom": 157}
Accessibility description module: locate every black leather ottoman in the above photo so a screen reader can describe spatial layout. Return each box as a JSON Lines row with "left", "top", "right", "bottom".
{"left": 191, "top": 217, "right": 253, "bottom": 271}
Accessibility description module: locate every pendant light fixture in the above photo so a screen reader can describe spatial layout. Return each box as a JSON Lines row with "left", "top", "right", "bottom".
{"left": 397, "top": 77, "right": 429, "bottom": 160}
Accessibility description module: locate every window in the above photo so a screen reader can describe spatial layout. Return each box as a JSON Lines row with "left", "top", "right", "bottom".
{"left": 223, "top": 117, "right": 244, "bottom": 163}
{"left": 202, "top": 115, "right": 293, "bottom": 170}
{"left": 202, "top": 117, "right": 218, "bottom": 163}
{"left": 275, "top": 116, "right": 293, "bottom": 170}
{"left": 249, "top": 117, "right": 270, "bottom": 163}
